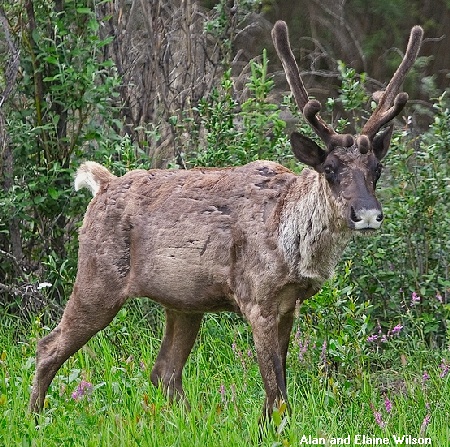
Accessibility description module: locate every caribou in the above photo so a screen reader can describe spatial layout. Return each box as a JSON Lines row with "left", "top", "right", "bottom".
{"left": 30, "top": 21, "right": 423, "bottom": 418}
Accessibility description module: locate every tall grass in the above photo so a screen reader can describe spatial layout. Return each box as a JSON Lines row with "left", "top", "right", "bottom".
{"left": 1, "top": 298, "right": 449, "bottom": 446}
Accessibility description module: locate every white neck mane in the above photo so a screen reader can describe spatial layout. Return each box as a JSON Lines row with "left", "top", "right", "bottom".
{"left": 278, "top": 168, "right": 352, "bottom": 284}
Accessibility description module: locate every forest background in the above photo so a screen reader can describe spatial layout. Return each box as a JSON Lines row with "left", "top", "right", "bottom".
{"left": 0, "top": 0, "right": 449, "bottom": 445}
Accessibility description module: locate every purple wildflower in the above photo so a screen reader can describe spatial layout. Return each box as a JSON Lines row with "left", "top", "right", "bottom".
{"left": 230, "top": 384, "right": 236, "bottom": 403}
{"left": 411, "top": 292, "right": 421, "bottom": 306}
{"left": 232, "top": 342, "right": 248, "bottom": 371}
{"left": 381, "top": 335, "right": 388, "bottom": 343}
{"left": 320, "top": 341, "right": 327, "bottom": 364}
{"left": 219, "top": 383, "right": 226, "bottom": 403}
{"left": 439, "top": 359, "right": 449, "bottom": 379}
{"left": 373, "top": 410, "right": 386, "bottom": 429}
{"left": 422, "top": 371, "right": 430, "bottom": 386}
{"left": 436, "top": 293, "right": 443, "bottom": 304}
{"left": 367, "top": 334, "right": 378, "bottom": 343}
{"left": 420, "top": 414, "right": 431, "bottom": 436}
{"left": 71, "top": 380, "right": 93, "bottom": 401}
{"left": 298, "top": 338, "right": 309, "bottom": 362}
{"left": 392, "top": 324, "right": 403, "bottom": 334}
{"left": 384, "top": 398, "right": 392, "bottom": 413}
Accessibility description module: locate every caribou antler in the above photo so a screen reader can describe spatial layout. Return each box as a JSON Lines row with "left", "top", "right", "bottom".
{"left": 361, "top": 25, "right": 424, "bottom": 140}
{"left": 272, "top": 21, "right": 423, "bottom": 154}
{"left": 272, "top": 20, "right": 354, "bottom": 151}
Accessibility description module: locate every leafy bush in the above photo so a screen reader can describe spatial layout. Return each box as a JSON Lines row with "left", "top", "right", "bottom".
{"left": 0, "top": 0, "right": 144, "bottom": 312}
{"left": 189, "top": 50, "right": 291, "bottom": 168}
{"left": 344, "top": 92, "right": 450, "bottom": 347}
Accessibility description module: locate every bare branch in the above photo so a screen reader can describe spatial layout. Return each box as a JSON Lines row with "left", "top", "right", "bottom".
{"left": 311, "top": 0, "right": 367, "bottom": 72}
{"left": 0, "top": 249, "right": 27, "bottom": 281}
{"left": 0, "top": 7, "right": 20, "bottom": 108}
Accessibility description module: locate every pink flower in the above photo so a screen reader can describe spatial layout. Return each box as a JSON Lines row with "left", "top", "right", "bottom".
{"left": 392, "top": 324, "right": 403, "bottom": 334}
{"left": 297, "top": 337, "right": 309, "bottom": 362}
{"left": 439, "top": 359, "right": 449, "bottom": 379}
{"left": 420, "top": 414, "right": 431, "bottom": 436}
{"left": 71, "top": 380, "right": 93, "bottom": 401}
{"left": 384, "top": 398, "right": 392, "bottom": 413}
{"left": 411, "top": 292, "right": 420, "bottom": 306}
{"left": 370, "top": 403, "right": 386, "bottom": 429}
{"left": 374, "top": 410, "right": 386, "bottom": 429}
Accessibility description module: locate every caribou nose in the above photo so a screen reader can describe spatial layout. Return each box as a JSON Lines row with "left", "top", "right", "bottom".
{"left": 351, "top": 207, "right": 383, "bottom": 230}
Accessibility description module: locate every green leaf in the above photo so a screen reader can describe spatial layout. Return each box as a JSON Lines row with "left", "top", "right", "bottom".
{"left": 45, "top": 55, "right": 59, "bottom": 65}
{"left": 88, "top": 18, "right": 99, "bottom": 32}
{"left": 272, "top": 408, "right": 282, "bottom": 426}
{"left": 48, "top": 187, "right": 60, "bottom": 200}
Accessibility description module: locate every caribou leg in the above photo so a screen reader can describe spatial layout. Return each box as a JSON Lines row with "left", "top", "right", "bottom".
{"left": 277, "top": 310, "right": 295, "bottom": 387}
{"left": 246, "top": 306, "right": 288, "bottom": 419}
{"left": 29, "top": 290, "right": 124, "bottom": 413}
{"left": 150, "top": 309, "right": 203, "bottom": 403}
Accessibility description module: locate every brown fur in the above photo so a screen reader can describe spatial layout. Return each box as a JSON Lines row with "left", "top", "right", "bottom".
{"left": 28, "top": 158, "right": 376, "bottom": 416}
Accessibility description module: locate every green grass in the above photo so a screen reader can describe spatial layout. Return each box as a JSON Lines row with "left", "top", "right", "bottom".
{"left": 0, "top": 304, "right": 449, "bottom": 446}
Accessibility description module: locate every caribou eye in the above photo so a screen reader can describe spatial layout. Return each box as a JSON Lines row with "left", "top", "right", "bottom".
{"left": 324, "top": 165, "right": 336, "bottom": 181}
{"left": 375, "top": 163, "right": 383, "bottom": 180}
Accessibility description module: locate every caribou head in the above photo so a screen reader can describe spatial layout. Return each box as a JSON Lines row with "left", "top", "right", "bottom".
{"left": 272, "top": 21, "right": 423, "bottom": 231}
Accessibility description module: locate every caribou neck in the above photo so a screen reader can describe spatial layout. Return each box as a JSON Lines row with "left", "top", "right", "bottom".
{"left": 278, "top": 168, "right": 352, "bottom": 284}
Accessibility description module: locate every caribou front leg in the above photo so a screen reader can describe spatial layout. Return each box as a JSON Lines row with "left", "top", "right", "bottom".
{"left": 246, "top": 306, "right": 288, "bottom": 419}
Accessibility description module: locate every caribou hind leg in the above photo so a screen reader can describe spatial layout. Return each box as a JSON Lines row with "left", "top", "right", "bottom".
{"left": 150, "top": 309, "right": 203, "bottom": 404}
{"left": 277, "top": 311, "right": 295, "bottom": 387}
{"left": 29, "top": 288, "right": 125, "bottom": 413}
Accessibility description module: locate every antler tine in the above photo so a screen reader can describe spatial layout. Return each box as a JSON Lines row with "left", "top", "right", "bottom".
{"left": 272, "top": 21, "right": 353, "bottom": 150}
{"left": 271, "top": 20, "right": 308, "bottom": 110}
{"left": 362, "top": 25, "right": 424, "bottom": 140}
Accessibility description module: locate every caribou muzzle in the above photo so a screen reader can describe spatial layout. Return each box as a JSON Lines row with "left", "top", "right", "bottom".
{"left": 349, "top": 190, "right": 384, "bottom": 230}
{"left": 350, "top": 206, "right": 384, "bottom": 230}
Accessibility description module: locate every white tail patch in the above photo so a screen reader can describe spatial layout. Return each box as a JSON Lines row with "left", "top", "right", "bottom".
{"left": 74, "top": 161, "right": 114, "bottom": 196}
{"left": 74, "top": 169, "right": 100, "bottom": 195}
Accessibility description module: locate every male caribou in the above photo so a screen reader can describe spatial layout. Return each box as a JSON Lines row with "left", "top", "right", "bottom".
{"left": 30, "top": 21, "right": 423, "bottom": 418}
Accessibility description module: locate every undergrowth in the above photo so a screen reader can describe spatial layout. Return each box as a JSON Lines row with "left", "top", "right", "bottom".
{"left": 1, "top": 289, "right": 449, "bottom": 446}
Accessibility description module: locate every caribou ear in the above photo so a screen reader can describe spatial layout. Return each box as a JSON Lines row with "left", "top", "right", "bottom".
{"left": 290, "top": 132, "right": 327, "bottom": 169}
{"left": 372, "top": 124, "right": 394, "bottom": 161}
